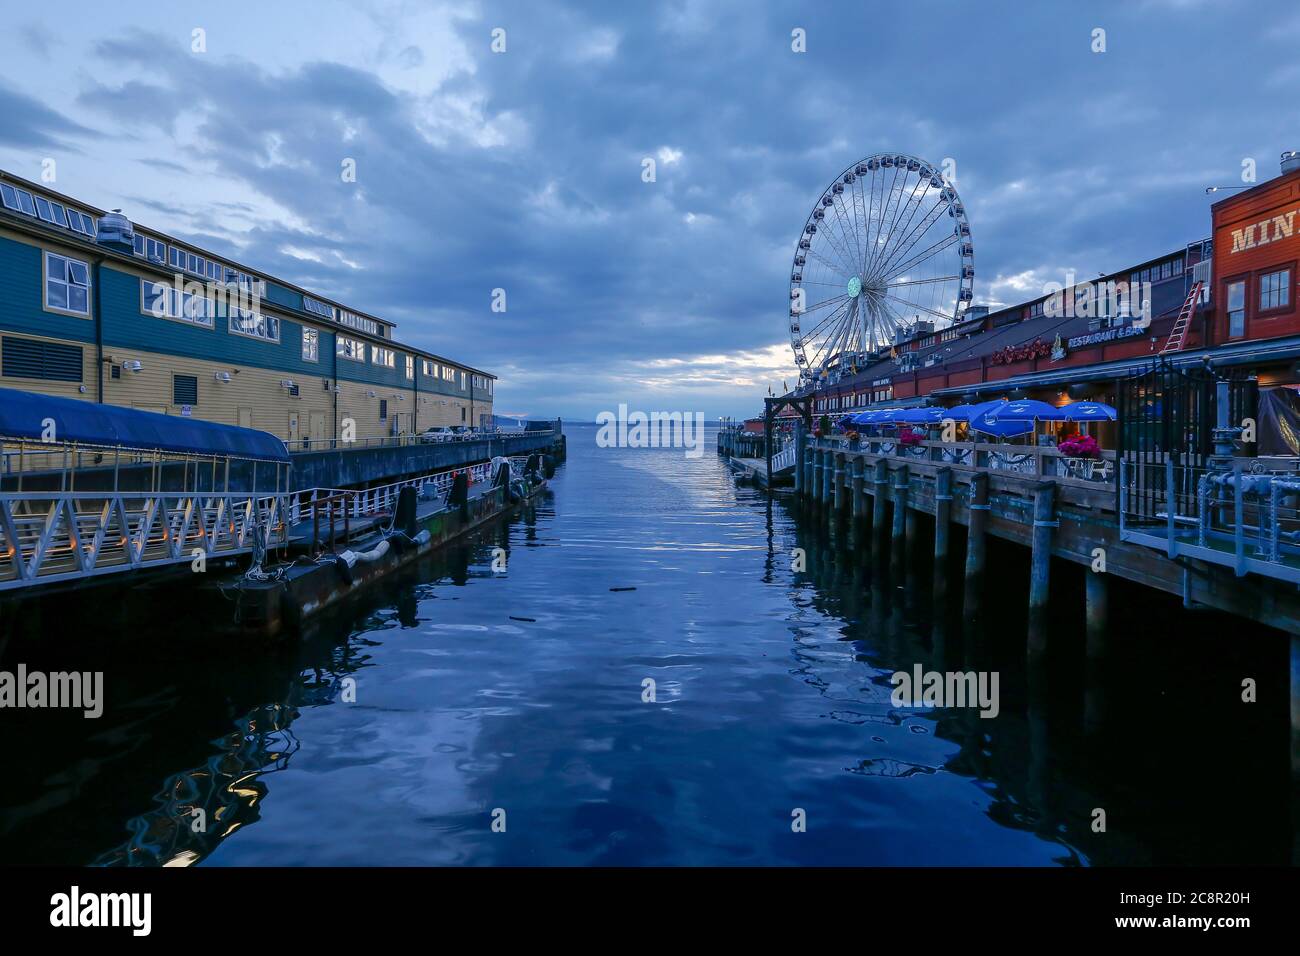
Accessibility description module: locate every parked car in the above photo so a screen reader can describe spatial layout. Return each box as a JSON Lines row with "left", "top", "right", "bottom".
{"left": 450, "top": 425, "right": 477, "bottom": 440}
{"left": 420, "top": 426, "right": 455, "bottom": 443}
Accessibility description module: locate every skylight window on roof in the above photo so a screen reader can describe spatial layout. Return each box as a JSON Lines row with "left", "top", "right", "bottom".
{"left": 16, "top": 189, "right": 37, "bottom": 217}
{"left": 304, "top": 296, "right": 335, "bottom": 319}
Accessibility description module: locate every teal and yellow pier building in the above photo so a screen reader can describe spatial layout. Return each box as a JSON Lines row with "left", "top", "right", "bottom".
{"left": 0, "top": 169, "right": 494, "bottom": 447}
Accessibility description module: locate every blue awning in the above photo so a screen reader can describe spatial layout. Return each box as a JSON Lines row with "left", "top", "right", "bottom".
{"left": 0, "top": 387, "right": 290, "bottom": 462}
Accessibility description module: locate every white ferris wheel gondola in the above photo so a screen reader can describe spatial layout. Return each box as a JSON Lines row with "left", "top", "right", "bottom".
{"left": 788, "top": 152, "right": 974, "bottom": 386}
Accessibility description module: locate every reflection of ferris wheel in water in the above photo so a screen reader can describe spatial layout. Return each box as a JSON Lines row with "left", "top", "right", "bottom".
{"left": 789, "top": 153, "right": 974, "bottom": 385}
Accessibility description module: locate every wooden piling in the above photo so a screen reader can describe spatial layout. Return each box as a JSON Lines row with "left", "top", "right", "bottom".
{"left": 833, "top": 454, "right": 848, "bottom": 518}
{"left": 821, "top": 449, "right": 834, "bottom": 508}
{"left": 933, "top": 468, "right": 953, "bottom": 605}
{"left": 1027, "top": 481, "right": 1057, "bottom": 661}
{"left": 871, "top": 459, "right": 889, "bottom": 566}
{"left": 811, "top": 449, "right": 824, "bottom": 504}
{"left": 851, "top": 457, "right": 867, "bottom": 547}
{"left": 963, "top": 472, "right": 989, "bottom": 618}
{"left": 1085, "top": 569, "right": 1107, "bottom": 661}
{"left": 890, "top": 465, "right": 909, "bottom": 582}
{"left": 793, "top": 422, "right": 805, "bottom": 497}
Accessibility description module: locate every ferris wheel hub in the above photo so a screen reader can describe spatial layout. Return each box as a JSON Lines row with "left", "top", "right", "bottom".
{"left": 846, "top": 275, "right": 861, "bottom": 298}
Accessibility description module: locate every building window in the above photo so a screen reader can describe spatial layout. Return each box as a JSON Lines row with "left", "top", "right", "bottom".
{"left": 140, "top": 279, "right": 214, "bottom": 327}
{"left": 372, "top": 346, "right": 395, "bottom": 367}
{"left": 460, "top": 370, "right": 467, "bottom": 389}
{"left": 133, "top": 233, "right": 168, "bottom": 263}
{"left": 1227, "top": 280, "right": 1246, "bottom": 337}
{"left": 405, "top": 355, "right": 414, "bottom": 380}
{"left": 1259, "top": 268, "right": 1291, "bottom": 311}
{"left": 173, "top": 374, "right": 198, "bottom": 406}
{"left": 422, "top": 358, "right": 437, "bottom": 377}
{"left": 1, "top": 336, "right": 82, "bottom": 382}
{"left": 302, "top": 328, "right": 319, "bottom": 362}
{"left": 379, "top": 399, "right": 388, "bottom": 422}
{"left": 45, "top": 252, "right": 91, "bottom": 317}
{"left": 442, "top": 365, "right": 455, "bottom": 382}
{"left": 337, "top": 336, "right": 364, "bottom": 361}
{"left": 229, "top": 307, "right": 280, "bottom": 343}
{"left": 303, "top": 296, "right": 335, "bottom": 319}
{"left": 339, "top": 309, "right": 380, "bottom": 336}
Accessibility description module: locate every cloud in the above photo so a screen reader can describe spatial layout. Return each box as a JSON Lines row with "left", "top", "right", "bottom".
{"left": 2, "top": 0, "right": 1289, "bottom": 418}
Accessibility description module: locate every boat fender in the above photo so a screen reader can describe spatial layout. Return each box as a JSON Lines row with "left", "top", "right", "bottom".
{"left": 354, "top": 539, "right": 390, "bottom": 564}
{"left": 334, "top": 553, "right": 356, "bottom": 585}
{"left": 413, "top": 529, "right": 431, "bottom": 546}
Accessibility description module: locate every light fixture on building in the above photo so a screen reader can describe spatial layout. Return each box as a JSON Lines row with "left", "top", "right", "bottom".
{"left": 122, "top": 360, "right": 143, "bottom": 374}
{"left": 367, "top": 390, "right": 376, "bottom": 398}
{"left": 214, "top": 371, "right": 232, "bottom": 384}
{"left": 280, "top": 379, "right": 296, "bottom": 389}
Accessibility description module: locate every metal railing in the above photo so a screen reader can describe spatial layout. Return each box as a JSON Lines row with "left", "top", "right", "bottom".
{"left": 807, "top": 436, "right": 1117, "bottom": 486}
{"left": 0, "top": 490, "right": 290, "bottom": 590}
{"left": 1119, "top": 457, "right": 1300, "bottom": 582}
{"left": 288, "top": 428, "right": 557, "bottom": 454}
{"left": 771, "top": 442, "right": 798, "bottom": 473}
{"left": 288, "top": 456, "right": 534, "bottom": 525}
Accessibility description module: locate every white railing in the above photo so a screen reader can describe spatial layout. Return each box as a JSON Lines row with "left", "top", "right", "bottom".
{"left": 0, "top": 490, "right": 291, "bottom": 590}
{"left": 289, "top": 456, "right": 534, "bottom": 524}
{"left": 771, "top": 443, "right": 798, "bottom": 473}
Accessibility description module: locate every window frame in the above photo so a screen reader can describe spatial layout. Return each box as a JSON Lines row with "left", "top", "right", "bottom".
{"left": 336, "top": 335, "right": 365, "bottom": 362}
{"left": 1256, "top": 263, "right": 1295, "bottom": 316}
{"left": 228, "top": 306, "right": 281, "bottom": 344}
{"left": 302, "top": 327, "right": 320, "bottom": 362}
{"left": 1225, "top": 276, "right": 1248, "bottom": 339}
{"left": 43, "top": 250, "right": 92, "bottom": 319}
{"left": 139, "top": 278, "right": 215, "bottom": 329}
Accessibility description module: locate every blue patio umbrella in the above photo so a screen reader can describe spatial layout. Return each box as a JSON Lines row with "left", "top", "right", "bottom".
{"left": 985, "top": 399, "right": 1068, "bottom": 422}
{"left": 850, "top": 409, "right": 896, "bottom": 425}
{"left": 944, "top": 398, "right": 1007, "bottom": 422}
{"left": 969, "top": 399, "right": 1035, "bottom": 437}
{"left": 893, "top": 407, "right": 945, "bottom": 424}
{"left": 1061, "top": 400, "right": 1117, "bottom": 422}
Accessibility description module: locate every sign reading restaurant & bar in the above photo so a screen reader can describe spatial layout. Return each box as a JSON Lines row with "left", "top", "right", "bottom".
{"left": 1066, "top": 325, "right": 1146, "bottom": 350}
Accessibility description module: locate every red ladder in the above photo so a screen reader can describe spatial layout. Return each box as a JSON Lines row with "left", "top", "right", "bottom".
{"left": 1158, "top": 280, "right": 1204, "bottom": 355}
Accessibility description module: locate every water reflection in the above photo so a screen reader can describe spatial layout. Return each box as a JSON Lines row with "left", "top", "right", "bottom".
{"left": 0, "top": 429, "right": 1292, "bottom": 866}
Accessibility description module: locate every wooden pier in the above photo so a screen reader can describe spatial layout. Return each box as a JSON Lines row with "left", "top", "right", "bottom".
{"left": 791, "top": 432, "right": 1300, "bottom": 632}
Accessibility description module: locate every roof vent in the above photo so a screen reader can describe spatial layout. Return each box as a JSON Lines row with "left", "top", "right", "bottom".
{"left": 1283, "top": 151, "right": 1300, "bottom": 175}
{"left": 95, "top": 209, "right": 135, "bottom": 252}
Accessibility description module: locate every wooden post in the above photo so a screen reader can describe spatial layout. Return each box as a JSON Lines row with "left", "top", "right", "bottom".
{"left": 833, "top": 454, "right": 847, "bottom": 516}
{"left": 1085, "top": 569, "right": 1107, "bottom": 661}
{"left": 793, "top": 421, "right": 804, "bottom": 496}
{"left": 821, "top": 449, "right": 834, "bottom": 509}
{"left": 933, "top": 468, "right": 953, "bottom": 605}
{"left": 871, "top": 458, "right": 889, "bottom": 567}
{"left": 890, "top": 465, "right": 909, "bottom": 582}
{"left": 1027, "top": 481, "right": 1057, "bottom": 662}
{"left": 963, "top": 472, "right": 989, "bottom": 619}
{"left": 851, "top": 457, "right": 866, "bottom": 548}
{"left": 812, "top": 448, "right": 824, "bottom": 504}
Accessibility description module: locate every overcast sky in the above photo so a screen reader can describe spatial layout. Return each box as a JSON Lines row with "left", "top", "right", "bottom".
{"left": 0, "top": 0, "right": 1292, "bottom": 419}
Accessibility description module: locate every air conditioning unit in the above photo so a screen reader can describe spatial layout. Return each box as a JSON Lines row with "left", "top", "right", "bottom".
{"left": 122, "top": 360, "right": 143, "bottom": 373}
{"left": 214, "top": 371, "right": 232, "bottom": 383}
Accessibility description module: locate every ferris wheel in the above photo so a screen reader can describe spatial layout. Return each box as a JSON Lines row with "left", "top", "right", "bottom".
{"left": 789, "top": 153, "right": 974, "bottom": 385}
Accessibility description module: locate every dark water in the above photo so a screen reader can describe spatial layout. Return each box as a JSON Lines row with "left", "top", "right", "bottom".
{"left": 0, "top": 423, "right": 1293, "bottom": 865}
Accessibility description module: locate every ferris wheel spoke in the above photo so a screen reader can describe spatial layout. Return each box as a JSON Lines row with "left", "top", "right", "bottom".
{"left": 816, "top": 214, "right": 861, "bottom": 278}
{"left": 802, "top": 299, "right": 852, "bottom": 342}
{"left": 807, "top": 304, "right": 856, "bottom": 372}
{"left": 869, "top": 167, "right": 903, "bottom": 274}
{"left": 870, "top": 175, "right": 926, "bottom": 279}
{"left": 804, "top": 247, "right": 853, "bottom": 280}
{"left": 832, "top": 192, "right": 863, "bottom": 272}
{"left": 880, "top": 233, "right": 960, "bottom": 285}
{"left": 800, "top": 292, "right": 851, "bottom": 315}
{"left": 870, "top": 193, "right": 948, "bottom": 282}
{"left": 888, "top": 275, "right": 960, "bottom": 288}
{"left": 882, "top": 293, "right": 955, "bottom": 323}
{"left": 872, "top": 183, "right": 935, "bottom": 280}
